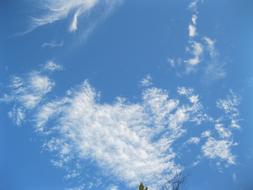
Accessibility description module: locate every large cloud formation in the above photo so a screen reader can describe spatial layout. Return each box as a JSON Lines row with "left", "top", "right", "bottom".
{"left": 0, "top": 66, "right": 241, "bottom": 190}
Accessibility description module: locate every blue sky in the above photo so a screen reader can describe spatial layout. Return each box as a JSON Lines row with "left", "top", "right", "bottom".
{"left": 0, "top": 0, "right": 252, "bottom": 190}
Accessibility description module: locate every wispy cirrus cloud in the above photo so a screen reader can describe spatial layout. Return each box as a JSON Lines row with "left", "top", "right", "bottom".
{"left": 202, "top": 37, "right": 226, "bottom": 81}
{"left": 31, "top": 0, "right": 98, "bottom": 31}
{"left": 41, "top": 41, "right": 64, "bottom": 48}
{"left": 28, "top": 0, "right": 122, "bottom": 34}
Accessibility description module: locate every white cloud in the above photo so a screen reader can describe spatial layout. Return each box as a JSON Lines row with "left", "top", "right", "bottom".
{"left": 217, "top": 91, "right": 240, "bottom": 129}
{"left": 188, "top": 15, "right": 198, "bottom": 38}
{"left": 217, "top": 91, "right": 240, "bottom": 118}
{"left": 41, "top": 41, "right": 64, "bottom": 48}
{"left": 203, "top": 37, "right": 216, "bottom": 57}
{"left": 185, "top": 4, "right": 203, "bottom": 67}
{"left": 140, "top": 75, "right": 153, "bottom": 87}
{"left": 8, "top": 107, "right": 26, "bottom": 126}
{"left": 31, "top": 0, "right": 98, "bottom": 31}
{"left": 35, "top": 98, "right": 68, "bottom": 133}
{"left": 35, "top": 82, "right": 187, "bottom": 189}
{"left": 201, "top": 130, "right": 211, "bottom": 138}
{"left": 177, "top": 87, "right": 210, "bottom": 124}
{"left": 192, "top": 14, "right": 197, "bottom": 25}
{"left": 188, "top": 0, "right": 200, "bottom": 12}
{"left": 168, "top": 1, "right": 227, "bottom": 82}
{"left": 215, "top": 122, "right": 232, "bottom": 138}
{"left": 33, "top": 82, "right": 215, "bottom": 189}
{"left": 201, "top": 36, "right": 227, "bottom": 81}
{"left": 177, "top": 87, "right": 194, "bottom": 96}
{"left": 29, "top": 0, "right": 122, "bottom": 33}
{"left": 185, "top": 42, "right": 203, "bottom": 66}
{"left": 230, "top": 119, "right": 240, "bottom": 129}
{"left": 69, "top": 9, "right": 81, "bottom": 32}
{"left": 187, "top": 137, "right": 200, "bottom": 145}
{"left": 204, "top": 62, "right": 226, "bottom": 81}
{"left": 167, "top": 58, "right": 182, "bottom": 68}
{"left": 199, "top": 91, "right": 241, "bottom": 165}
{"left": 2, "top": 73, "right": 241, "bottom": 188}
{"left": 202, "top": 137, "right": 236, "bottom": 165}
{"left": 10, "top": 73, "right": 54, "bottom": 109}
{"left": 108, "top": 185, "right": 119, "bottom": 190}
{"left": 2, "top": 72, "right": 54, "bottom": 125}
{"left": 189, "top": 24, "right": 197, "bottom": 38}
{"left": 44, "top": 61, "right": 63, "bottom": 72}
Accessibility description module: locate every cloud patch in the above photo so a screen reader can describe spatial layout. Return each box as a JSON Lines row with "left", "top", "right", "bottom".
{"left": 185, "top": 42, "right": 203, "bottom": 66}
{"left": 1, "top": 72, "right": 54, "bottom": 125}
{"left": 202, "top": 137, "right": 236, "bottom": 165}
{"left": 188, "top": 14, "right": 198, "bottom": 38}
{"left": 168, "top": 0, "right": 227, "bottom": 81}
{"left": 44, "top": 61, "right": 63, "bottom": 72}
{"left": 199, "top": 91, "right": 240, "bottom": 165}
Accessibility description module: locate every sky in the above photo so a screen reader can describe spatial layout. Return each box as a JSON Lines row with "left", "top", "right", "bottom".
{"left": 0, "top": 0, "right": 253, "bottom": 190}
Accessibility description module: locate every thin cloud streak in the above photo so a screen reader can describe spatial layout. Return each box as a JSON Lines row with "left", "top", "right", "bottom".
{"left": 41, "top": 41, "right": 64, "bottom": 48}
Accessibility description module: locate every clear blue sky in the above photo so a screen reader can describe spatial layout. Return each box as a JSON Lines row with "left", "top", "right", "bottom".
{"left": 0, "top": 0, "right": 252, "bottom": 190}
